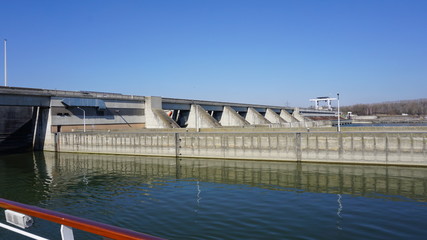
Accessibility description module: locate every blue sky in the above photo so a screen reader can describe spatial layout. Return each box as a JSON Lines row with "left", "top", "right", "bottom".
{"left": 1, "top": 0, "right": 426, "bottom": 107}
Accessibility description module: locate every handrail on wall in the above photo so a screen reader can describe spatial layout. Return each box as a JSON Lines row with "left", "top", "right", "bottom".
{"left": 0, "top": 198, "right": 164, "bottom": 240}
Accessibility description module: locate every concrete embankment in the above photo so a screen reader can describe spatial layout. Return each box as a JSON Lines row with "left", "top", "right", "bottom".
{"left": 51, "top": 131, "right": 427, "bottom": 166}
{"left": 352, "top": 115, "right": 427, "bottom": 124}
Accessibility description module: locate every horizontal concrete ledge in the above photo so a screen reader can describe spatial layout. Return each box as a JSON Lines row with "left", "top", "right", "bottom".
{"left": 0, "top": 86, "right": 145, "bottom": 101}
{"left": 53, "top": 131, "right": 427, "bottom": 167}
{"left": 85, "top": 125, "right": 427, "bottom": 133}
{"left": 47, "top": 150, "right": 427, "bottom": 169}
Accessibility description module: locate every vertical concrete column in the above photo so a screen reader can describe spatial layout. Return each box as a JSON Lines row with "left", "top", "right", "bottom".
{"left": 145, "top": 96, "right": 180, "bottom": 128}
{"left": 40, "top": 106, "right": 56, "bottom": 151}
{"left": 220, "top": 106, "right": 250, "bottom": 126}
{"left": 265, "top": 108, "right": 287, "bottom": 124}
{"left": 338, "top": 133, "right": 343, "bottom": 158}
{"left": 33, "top": 106, "right": 50, "bottom": 150}
{"left": 245, "top": 107, "right": 271, "bottom": 125}
{"left": 175, "top": 132, "right": 181, "bottom": 157}
{"left": 32, "top": 106, "right": 40, "bottom": 148}
{"left": 295, "top": 133, "right": 302, "bottom": 161}
{"left": 187, "top": 104, "right": 221, "bottom": 129}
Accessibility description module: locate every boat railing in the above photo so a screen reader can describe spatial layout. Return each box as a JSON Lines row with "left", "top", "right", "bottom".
{"left": 0, "top": 198, "right": 164, "bottom": 240}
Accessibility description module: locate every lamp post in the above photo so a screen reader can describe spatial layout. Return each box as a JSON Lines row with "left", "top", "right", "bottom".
{"left": 337, "top": 93, "right": 341, "bottom": 132}
{"left": 77, "top": 107, "right": 86, "bottom": 132}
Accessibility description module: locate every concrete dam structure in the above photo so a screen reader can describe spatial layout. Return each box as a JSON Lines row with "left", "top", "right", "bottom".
{"left": 0, "top": 86, "right": 335, "bottom": 152}
{"left": 1, "top": 86, "right": 426, "bottom": 166}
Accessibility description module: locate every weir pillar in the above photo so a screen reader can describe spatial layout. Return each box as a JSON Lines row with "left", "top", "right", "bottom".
{"left": 280, "top": 109, "right": 298, "bottom": 123}
{"left": 292, "top": 108, "right": 311, "bottom": 122}
{"left": 220, "top": 106, "right": 250, "bottom": 127}
{"left": 265, "top": 108, "right": 287, "bottom": 124}
{"left": 187, "top": 104, "right": 222, "bottom": 129}
{"left": 245, "top": 107, "right": 271, "bottom": 125}
{"left": 145, "top": 96, "right": 180, "bottom": 129}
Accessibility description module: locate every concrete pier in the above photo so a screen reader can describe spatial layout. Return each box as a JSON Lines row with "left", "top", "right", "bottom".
{"left": 145, "top": 96, "right": 180, "bottom": 129}
{"left": 280, "top": 109, "right": 298, "bottom": 123}
{"left": 265, "top": 108, "right": 287, "bottom": 124}
{"left": 187, "top": 104, "right": 222, "bottom": 129}
{"left": 219, "top": 106, "right": 250, "bottom": 127}
{"left": 245, "top": 107, "right": 271, "bottom": 125}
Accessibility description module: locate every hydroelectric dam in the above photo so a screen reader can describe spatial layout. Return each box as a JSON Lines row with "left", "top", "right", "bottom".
{"left": 1, "top": 86, "right": 426, "bottom": 166}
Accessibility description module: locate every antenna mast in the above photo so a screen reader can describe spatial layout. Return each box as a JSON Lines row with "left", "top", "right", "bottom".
{"left": 3, "top": 39, "right": 7, "bottom": 86}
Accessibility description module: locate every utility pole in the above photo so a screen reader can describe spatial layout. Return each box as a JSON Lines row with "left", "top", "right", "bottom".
{"left": 3, "top": 39, "right": 7, "bottom": 86}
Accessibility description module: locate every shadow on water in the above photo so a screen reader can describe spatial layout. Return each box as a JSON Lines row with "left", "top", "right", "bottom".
{"left": 0, "top": 152, "right": 52, "bottom": 204}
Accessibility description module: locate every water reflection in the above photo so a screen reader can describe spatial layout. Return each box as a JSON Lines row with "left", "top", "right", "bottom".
{"left": 0, "top": 152, "right": 52, "bottom": 205}
{"left": 28, "top": 151, "right": 427, "bottom": 203}
{"left": 1, "top": 152, "right": 427, "bottom": 240}
{"left": 1, "top": 151, "right": 426, "bottom": 205}
{"left": 336, "top": 194, "right": 343, "bottom": 230}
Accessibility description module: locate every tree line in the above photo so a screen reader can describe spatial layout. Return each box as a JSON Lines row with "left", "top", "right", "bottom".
{"left": 341, "top": 99, "right": 427, "bottom": 116}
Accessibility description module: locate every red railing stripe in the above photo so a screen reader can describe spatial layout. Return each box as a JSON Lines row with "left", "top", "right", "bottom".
{"left": 0, "top": 198, "right": 164, "bottom": 240}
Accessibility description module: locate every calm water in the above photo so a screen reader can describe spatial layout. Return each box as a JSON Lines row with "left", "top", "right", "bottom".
{"left": 1, "top": 152, "right": 427, "bottom": 240}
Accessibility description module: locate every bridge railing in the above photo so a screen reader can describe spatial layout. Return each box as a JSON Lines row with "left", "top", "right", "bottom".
{"left": 0, "top": 198, "right": 163, "bottom": 240}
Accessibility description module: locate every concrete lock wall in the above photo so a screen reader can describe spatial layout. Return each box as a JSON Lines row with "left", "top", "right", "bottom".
{"left": 54, "top": 132, "right": 427, "bottom": 166}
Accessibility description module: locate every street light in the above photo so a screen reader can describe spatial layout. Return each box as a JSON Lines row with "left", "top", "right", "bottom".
{"left": 337, "top": 93, "right": 341, "bottom": 132}
{"left": 77, "top": 107, "right": 86, "bottom": 132}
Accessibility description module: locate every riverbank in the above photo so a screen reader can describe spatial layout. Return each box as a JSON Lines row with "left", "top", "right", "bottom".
{"left": 352, "top": 114, "right": 427, "bottom": 124}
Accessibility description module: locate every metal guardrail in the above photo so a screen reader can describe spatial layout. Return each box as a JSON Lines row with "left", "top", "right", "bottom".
{"left": 0, "top": 198, "right": 164, "bottom": 240}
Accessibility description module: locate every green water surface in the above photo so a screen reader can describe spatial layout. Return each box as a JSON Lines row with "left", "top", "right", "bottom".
{"left": 0, "top": 152, "right": 426, "bottom": 239}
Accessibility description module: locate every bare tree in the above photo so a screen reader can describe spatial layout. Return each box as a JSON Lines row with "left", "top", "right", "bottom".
{"left": 342, "top": 99, "right": 427, "bottom": 116}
